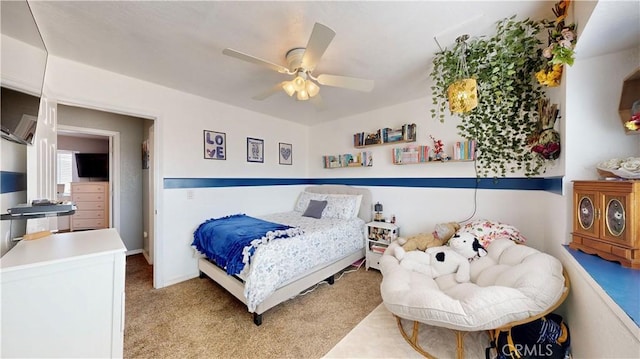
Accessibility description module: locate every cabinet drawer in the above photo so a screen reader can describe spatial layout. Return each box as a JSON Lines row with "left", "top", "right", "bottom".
{"left": 74, "top": 201, "right": 105, "bottom": 210}
{"left": 366, "top": 252, "right": 383, "bottom": 270}
{"left": 73, "top": 193, "right": 106, "bottom": 202}
{"left": 72, "top": 218, "right": 106, "bottom": 229}
{"left": 582, "top": 237, "right": 612, "bottom": 253}
{"left": 73, "top": 210, "right": 105, "bottom": 219}
{"left": 71, "top": 184, "right": 107, "bottom": 193}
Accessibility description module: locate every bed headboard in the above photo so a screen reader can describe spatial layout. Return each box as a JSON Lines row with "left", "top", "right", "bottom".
{"left": 305, "top": 185, "right": 372, "bottom": 222}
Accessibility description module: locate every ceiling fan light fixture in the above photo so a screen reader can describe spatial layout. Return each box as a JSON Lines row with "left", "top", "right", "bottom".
{"left": 293, "top": 75, "right": 306, "bottom": 92}
{"left": 297, "top": 89, "right": 309, "bottom": 101}
{"left": 306, "top": 80, "right": 320, "bottom": 98}
{"left": 282, "top": 81, "right": 296, "bottom": 96}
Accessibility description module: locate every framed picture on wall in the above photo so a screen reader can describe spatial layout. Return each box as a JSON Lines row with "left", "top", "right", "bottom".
{"left": 204, "top": 130, "right": 226, "bottom": 160}
{"left": 247, "top": 137, "right": 264, "bottom": 163}
{"left": 279, "top": 142, "right": 292, "bottom": 165}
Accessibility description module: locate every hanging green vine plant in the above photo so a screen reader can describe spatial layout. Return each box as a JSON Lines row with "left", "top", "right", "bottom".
{"left": 430, "top": 16, "right": 549, "bottom": 177}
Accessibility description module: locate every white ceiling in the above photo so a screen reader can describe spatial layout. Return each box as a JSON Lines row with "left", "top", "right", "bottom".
{"left": 8, "top": 1, "right": 640, "bottom": 125}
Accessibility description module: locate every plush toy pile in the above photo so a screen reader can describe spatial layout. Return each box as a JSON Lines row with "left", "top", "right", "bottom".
{"left": 396, "top": 221, "right": 460, "bottom": 252}
{"left": 394, "top": 232, "right": 487, "bottom": 282}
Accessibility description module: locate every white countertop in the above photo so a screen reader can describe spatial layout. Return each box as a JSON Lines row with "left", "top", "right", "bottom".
{"left": 1, "top": 228, "right": 126, "bottom": 272}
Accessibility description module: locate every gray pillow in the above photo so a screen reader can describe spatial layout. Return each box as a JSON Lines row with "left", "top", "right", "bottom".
{"left": 302, "top": 200, "right": 328, "bottom": 219}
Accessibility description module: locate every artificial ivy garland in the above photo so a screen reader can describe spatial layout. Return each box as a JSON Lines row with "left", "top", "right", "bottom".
{"left": 430, "top": 16, "right": 549, "bottom": 177}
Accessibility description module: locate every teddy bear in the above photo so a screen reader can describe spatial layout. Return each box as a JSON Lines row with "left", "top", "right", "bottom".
{"left": 393, "top": 232, "right": 487, "bottom": 283}
{"left": 396, "top": 222, "right": 460, "bottom": 252}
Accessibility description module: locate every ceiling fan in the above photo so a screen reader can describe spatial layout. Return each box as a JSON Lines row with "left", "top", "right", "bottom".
{"left": 222, "top": 22, "right": 374, "bottom": 106}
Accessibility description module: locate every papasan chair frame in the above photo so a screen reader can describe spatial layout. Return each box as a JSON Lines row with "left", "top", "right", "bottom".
{"left": 394, "top": 269, "right": 570, "bottom": 359}
{"left": 381, "top": 240, "right": 571, "bottom": 359}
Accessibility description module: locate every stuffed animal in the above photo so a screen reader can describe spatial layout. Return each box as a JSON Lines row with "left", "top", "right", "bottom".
{"left": 397, "top": 222, "right": 460, "bottom": 252}
{"left": 393, "top": 232, "right": 487, "bottom": 282}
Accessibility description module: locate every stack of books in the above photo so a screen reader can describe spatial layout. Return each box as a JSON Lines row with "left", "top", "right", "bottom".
{"left": 452, "top": 140, "right": 477, "bottom": 160}
{"left": 392, "top": 145, "right": 430, "bottom": 164}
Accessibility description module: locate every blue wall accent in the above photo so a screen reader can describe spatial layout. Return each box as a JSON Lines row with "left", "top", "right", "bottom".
{"left": 164, "top": 176, "right": 563, "bottom": 193}
{"left": 0, "top": 171, "right": 27, "bottom": 194}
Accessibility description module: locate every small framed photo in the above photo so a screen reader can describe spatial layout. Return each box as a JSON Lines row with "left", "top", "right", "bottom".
{"left": 279, "top": 142, "right": 292, "bottom": 165}
{"left": 204, "top": 130, "right": 226, "bottom": 160}
{"left": 247, "top": 137, "right": 264, "bottom": 163}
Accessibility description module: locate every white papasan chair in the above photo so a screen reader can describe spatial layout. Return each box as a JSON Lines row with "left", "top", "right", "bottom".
{"left": 380, "top": 238, "right": 570, "bottom": 358}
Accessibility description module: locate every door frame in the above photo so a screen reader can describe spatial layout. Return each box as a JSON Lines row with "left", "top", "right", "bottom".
{"left": 57, "top": 125, "right": 121, "bottom": 236}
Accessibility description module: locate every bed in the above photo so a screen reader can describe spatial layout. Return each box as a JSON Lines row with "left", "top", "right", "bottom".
{"left": 194, "top": 185, "right": 372, "bottom": 325}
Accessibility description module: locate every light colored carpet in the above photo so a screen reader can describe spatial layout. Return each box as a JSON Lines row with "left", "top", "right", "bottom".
{"left": 124, "top": 254, "right": 383, "bottom": 358}
{"left": 324, "top": 303, "right": 490, "bottom": 359}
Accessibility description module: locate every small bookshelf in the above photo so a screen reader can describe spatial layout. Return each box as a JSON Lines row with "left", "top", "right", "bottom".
{"left": 354, "top": 123, "right": 416, "bottom": 148}
{"left": 392, "top": 141, "right": 476, "bottom": 165}
{"left": 323, "top": 151, "right": 373, "bottom": 168}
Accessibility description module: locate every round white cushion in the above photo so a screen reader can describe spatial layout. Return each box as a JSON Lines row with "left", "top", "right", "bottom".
{"left": 380, "top": 238, "right": 565, "bottom": 331}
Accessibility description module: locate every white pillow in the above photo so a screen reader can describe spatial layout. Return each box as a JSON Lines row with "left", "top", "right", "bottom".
{"left": 294, "top": 191, "right": 328, "bottom": 213}
{"left": 322, "top": 194, "right": 363, "bottom": 219}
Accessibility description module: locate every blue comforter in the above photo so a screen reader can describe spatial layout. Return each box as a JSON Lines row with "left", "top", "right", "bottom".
{"left": 192, "top": 214, "right": 301, "bottom": 275}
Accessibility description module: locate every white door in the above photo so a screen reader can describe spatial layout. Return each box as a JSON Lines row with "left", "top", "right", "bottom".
{"left": 26, "top": 97, "right": 57, "bottom": 233}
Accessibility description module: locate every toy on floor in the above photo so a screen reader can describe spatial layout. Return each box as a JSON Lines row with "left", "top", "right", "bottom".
{"left": 396, "top": 222, "right": 460, "bottom": 252}
{"left": 394, "top": 232, "right": 487, "bottom": 282}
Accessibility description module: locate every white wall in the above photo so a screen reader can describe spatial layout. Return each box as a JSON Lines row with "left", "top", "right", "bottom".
{"left": 43, "top": 56, "right": 309, "bottom": 287}
{"left": 308, "top": 97, "right": 555, "bottom": 250}
{"left": 547, "top": 46, "right": 640, "bottom": 358}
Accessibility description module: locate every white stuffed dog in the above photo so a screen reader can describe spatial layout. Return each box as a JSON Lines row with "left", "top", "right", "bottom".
{"left": 393, "top": 232, "right": 487, "bottom": 282}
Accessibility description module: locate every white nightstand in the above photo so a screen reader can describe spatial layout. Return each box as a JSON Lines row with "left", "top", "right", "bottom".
{"left": 365, "top": 221, "right": 399, "bottom": 270}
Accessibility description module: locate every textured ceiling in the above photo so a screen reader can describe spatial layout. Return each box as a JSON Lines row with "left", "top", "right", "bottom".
{"left": 5, "top": 1, "right": 640, "bottom": 125}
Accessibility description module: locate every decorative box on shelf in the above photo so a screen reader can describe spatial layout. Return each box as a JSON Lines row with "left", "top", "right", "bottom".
{"left": 322, "top": 151, "right": 372, "bottom": 168}
{"left": 354, "top": 123, "right": 416, "bottom": 148}
{"left": 365, "top": 221, "right": 399, "bottom": 270}
{"left": 569, "top": 180, "right": 639, "bottom": 269}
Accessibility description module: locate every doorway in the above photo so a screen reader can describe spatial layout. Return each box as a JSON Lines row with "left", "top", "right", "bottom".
{"left": 56, "top": 104, "right": 155, "bottom": 269}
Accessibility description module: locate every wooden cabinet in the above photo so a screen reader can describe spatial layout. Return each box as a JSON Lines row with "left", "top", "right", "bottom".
{"left": 71, "top": 181, "right": 109, "bottom": 231}
{"left": 570, "top": 180, "right": 640, "bottom": 268}
{"left": 1, "top": 229, "right": 126, "bottom": 358}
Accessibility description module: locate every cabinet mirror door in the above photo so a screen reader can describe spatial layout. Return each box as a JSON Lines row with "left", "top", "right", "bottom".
{"left": 604, "top": 197, "right": 626, "bottom": 241}
{"left": 574, "top": 191, "right": 598, "bottom": 237}
{"left": 578, "top": 196, "right": 595, "bottom": 230}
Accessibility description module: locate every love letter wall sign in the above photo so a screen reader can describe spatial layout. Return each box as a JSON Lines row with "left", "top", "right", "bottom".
{"left": 204, "top": 130, "right": 226, "bottom": 160}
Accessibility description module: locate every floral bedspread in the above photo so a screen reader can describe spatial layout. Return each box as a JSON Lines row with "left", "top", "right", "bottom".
{"left": 241, "top": 211, "right": 365, "bottom": 312}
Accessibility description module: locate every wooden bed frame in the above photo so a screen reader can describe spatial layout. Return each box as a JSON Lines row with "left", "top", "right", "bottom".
{"left": 197, "top": 185, "right": 372, "bottom": 325}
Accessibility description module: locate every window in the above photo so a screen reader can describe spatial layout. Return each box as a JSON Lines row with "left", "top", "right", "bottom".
{"left": 56, "top": 150, "right": 74, "bottom": 194}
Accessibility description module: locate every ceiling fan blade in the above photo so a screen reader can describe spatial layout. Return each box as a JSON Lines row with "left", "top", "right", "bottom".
{"left": 301, "top": 23, "right": 336, "bottom": 70}
{"left": 252, "top": 82, "right": 286, "bottom": 101}
{"left": 310, "top": 94, "right": 327, "bottom": 112}
{"left": 316, "top": 74, "right": 374, "bottom": 92}
{"left": 222, "top": 48, "right": 290, "bottom": 74}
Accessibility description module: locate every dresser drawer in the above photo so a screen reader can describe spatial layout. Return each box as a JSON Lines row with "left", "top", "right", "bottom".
{"left": 74, "top": 201, "right": 105, "bottom": 211}
{"left": 71, "top": 183, "right": 107, "bottom": 193}
{"left": 73, "top": 210, "right": 105, "bottom": 219}
{"left": 73, "top": 193, "right": 106, "bottom": 202}
{"left": 72, "top": 218, "right": 106, "bottom": 229}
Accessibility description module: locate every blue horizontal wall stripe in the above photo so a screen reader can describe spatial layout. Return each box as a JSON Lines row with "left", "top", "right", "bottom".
{"left": 0, "top": 171, "right": 27, "bottom": 194}
{"left": 164, "top": 176, "right": 563, "bottom": 193}
{"left": 163, "top": 177, "right": 309, "bottom": 188}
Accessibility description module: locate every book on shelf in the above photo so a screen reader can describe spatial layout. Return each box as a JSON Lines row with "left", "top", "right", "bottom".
{"left": 452, "top": 140, "right": 477, "bottom": 160}
{"left": 392, "top": 145, "right": 430, "bottom": 164}
{"left": 370, "top": 244, "right": 388, "bottom": 253}
{"left": 323, "top": 151, "right": 373, "bottom": 168}
{"left": 353, "top": 123, "right": 416, "bottom": 147}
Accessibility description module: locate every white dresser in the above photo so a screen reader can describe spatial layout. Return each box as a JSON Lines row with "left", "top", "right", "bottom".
{"left": 71, "top": 181, "right": 109, "bottom": 231}
{"left": 1, "top": 228, "right": 126, "bottom": 358}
